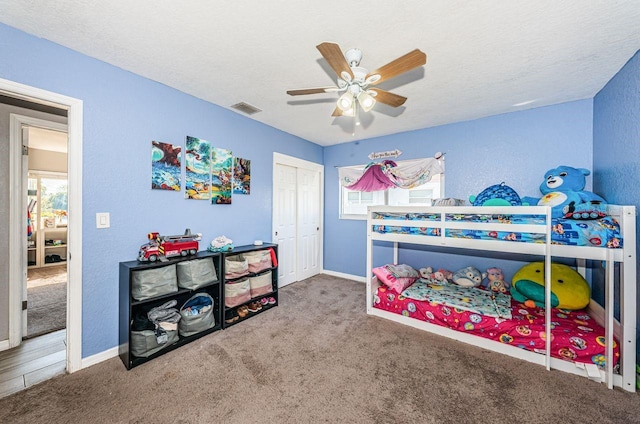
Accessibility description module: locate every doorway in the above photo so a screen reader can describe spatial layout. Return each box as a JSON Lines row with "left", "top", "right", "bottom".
{"left": 1, "top": 77, "right": 83, "bottom": 379}
{"left": 272, "top": 153, "right": 323, "bottom": 287}
{"left": 26, "top": 152, "right": 69, "bottom": 339}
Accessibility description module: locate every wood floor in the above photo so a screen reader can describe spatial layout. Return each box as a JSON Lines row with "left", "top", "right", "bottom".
{"left": 0, "top": 329, "right": 66, "bottom": 398}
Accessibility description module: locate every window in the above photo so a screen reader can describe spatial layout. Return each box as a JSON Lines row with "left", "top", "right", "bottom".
{"left": 339, "top": 163, "right": 444, "bottom": 220}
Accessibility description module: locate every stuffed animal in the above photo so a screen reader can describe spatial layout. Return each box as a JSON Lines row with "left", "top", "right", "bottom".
{"left": 483, "top": 267, "right": 510, "bottom": 293}
{"left": 469, "top": 182, "right": 524, "bottom": 206}
{"left": 523, "top": 166, "right": 607, "bottom": 219}
{"left": 419, "top": 267, "right": 452, "bottom": 284}
{"left": 511, "top": 262, "right": 590, "bottom": 310}
{"left": 451, "top": 266, "right": 486, "bottom": 288}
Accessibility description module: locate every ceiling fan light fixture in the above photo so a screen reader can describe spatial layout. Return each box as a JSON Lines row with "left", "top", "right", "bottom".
{"left": 357, "top": 91, "right": 376, "bottom": 112}
{"left": 337, "top": 91, "right": 355, "bottom": 111}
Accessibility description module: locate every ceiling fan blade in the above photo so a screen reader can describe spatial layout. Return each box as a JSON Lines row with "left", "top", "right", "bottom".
{"left": 331, "top": 106, "right": 343, "bottom": 117}
{"left": 317, "top": 42, "right": 354, "bottom": 81}
{"left": 287, "top": 87, "right": 339, "bottom": 96}
{"left": 366, "top": 49, "right": 427, "bottom": 85}
{"left": 369, "top": 88, "right": 407, "bottom": 107}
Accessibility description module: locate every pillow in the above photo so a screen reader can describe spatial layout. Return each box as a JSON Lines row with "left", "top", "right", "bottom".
{"left": 372, "top": 264, "right": 419, "bottom": 294}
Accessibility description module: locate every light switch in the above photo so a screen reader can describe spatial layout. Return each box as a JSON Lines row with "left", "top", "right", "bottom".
{"left": 96, "top": 212, "right": 110, "bottom": 229}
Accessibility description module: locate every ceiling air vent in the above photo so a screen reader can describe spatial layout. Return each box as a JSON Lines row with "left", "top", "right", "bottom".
{"left": 230, "top": 102, "right": 262, "bottom": 115}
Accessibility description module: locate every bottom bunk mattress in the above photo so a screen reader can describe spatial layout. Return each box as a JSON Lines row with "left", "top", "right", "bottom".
{"left": 373, "top": 285, "right": 619, "bottom": 368}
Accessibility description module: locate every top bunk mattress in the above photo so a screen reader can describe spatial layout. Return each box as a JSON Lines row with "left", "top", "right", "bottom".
{"left": 372, "top": 212, "right": 623, "bottom": 248}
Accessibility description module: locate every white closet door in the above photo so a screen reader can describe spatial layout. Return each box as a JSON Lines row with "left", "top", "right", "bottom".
{"left": 297, "top": 167, "right": 321, "bottom": 281}
{"left": 274, "top": 164, "right": 297, "bottom": 287}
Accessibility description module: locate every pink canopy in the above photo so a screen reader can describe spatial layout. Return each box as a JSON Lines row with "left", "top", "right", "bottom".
{"left": 344, "top": 161, "right": 398, "bottom": 191}
{"left": 339, "top": 157, "right": 444, "bottom": 192}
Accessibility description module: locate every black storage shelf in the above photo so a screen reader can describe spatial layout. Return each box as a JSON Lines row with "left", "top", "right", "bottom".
{"left": 119, "top": 250, "right": 223, "bottom": 370}
{"left": 119, "top": 244, "right": 279, "bottom": 369}
{"left": 222, "top": 244, "right": 279, "bottom": 329}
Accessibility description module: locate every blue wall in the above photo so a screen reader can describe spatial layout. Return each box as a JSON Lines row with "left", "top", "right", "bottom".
{"left": 323, "top": 100, "right": 594, "bottom": 277}
{"left": 593, "top": 49, "right": 640, "bottom": 355}
{"left": 0, "top": 23, "right": 323, "bottom": 357}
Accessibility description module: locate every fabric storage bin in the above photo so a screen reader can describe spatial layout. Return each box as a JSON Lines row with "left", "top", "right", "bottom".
{"left": 225, "top": 254, "right": 249, "bottom": 279}
{"left": 130, "top": 329, "right": 179, "bottom": 358}
{"left": 249, "top": 270, "right": 272, "bottom": 298}
{"left": 178, "top": 293, "right": 216, "bottom": 337}
{"left": 131, "top": 264, "right": 178, "bottom": 301}
{"left": 130, "top": 309, "right": 179, "bottom": 358}
{"left": 244, "top": 250, "right": 272, "bottom": 273}
{"left": 177, "top": 258, "right": 218, "bottom": 290}
{"left": 225, "top": 277, "right": 251, "bottom": 307}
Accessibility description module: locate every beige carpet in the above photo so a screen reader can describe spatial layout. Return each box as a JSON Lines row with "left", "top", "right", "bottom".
{"left": 26, "top": 266, "right": 67, "bottom": 339}
{"left": 1, "top": 274, "right": 639, "bottom": 424}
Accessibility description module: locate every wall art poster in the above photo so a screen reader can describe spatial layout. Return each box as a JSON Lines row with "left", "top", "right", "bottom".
{"left": 211, "top": 147, "right": 232, "bottom": 204}
{"left": 185, "top": 136, "right": 211, "bottom": 200}
{"left": 232, "top": 157, "right": 251, "bottom": 195}
{"left": 151, "top": 141, "right": 181, "bottom": 191}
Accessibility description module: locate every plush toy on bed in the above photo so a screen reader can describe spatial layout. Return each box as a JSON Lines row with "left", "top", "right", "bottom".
{"left": 522, "top": 165, "right": 607, "bottom": 219}
{"left": 482, "top": 267, "right": 510, "bottom": 293}
{"left": 469, "top": 182, "right": 524, "bottom": 206}
{"left": 451, "top": 266, "right": 486, "bottom": 288}
{"left": 419, "top": 267, "right": 453, "bottom": 284}
{"left": 511, "top": 262, "right": 590, "bottom": 310}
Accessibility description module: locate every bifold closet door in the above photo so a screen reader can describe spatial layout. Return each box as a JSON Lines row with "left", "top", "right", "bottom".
{"left": 274, "top": 164, "right": 297, "bottom": 287}
{"left": 296, "top": 167, "right": 320, "bottom": 281}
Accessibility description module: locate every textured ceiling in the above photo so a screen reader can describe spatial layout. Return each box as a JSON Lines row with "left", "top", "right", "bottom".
{"left": 1, "top": 1, "right": 639, "bottom": 146}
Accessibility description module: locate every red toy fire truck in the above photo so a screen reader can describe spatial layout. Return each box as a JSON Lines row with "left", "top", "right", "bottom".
{"left": 138, "top": 228, "right": 201, "bottom": 262}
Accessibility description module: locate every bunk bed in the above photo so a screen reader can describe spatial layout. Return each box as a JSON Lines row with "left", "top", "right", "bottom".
{"left": 365, "top": 205, "right": 637, "bottom": 392}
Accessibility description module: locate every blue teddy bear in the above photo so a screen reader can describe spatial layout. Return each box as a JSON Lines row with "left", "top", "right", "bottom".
{"left": 523, "top": 166, "right": 607, "bottom": 219}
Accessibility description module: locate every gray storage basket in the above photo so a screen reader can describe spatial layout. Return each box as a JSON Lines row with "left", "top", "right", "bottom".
{"left": 130, "top": 329, "right": 179, "bottom": 358}
{"left": 177, "top": 258, "right": 218, "bottom": 290}
{"left": 178, "top": 293, "right": 216, "bottom": 337}
{"left": 131, "top": 264, "right": 178, "bottom": 301}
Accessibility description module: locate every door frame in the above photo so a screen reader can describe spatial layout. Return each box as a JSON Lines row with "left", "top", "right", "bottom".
{"left": 3, "top": 77, "right": 83, "bottom": 373}
{"left": 272, "top": 152, "right": 324, "bottom": 283}
{"left": 12, "top": 116, "right": 68, "bottom": 338}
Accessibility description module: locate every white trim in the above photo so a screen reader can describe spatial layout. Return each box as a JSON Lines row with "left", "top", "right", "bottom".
{"left": 0, "top": 339, "right": 9, "bottom": 351}
{"left": 273, "top": 152, "right": 323, "bottom": 172}
{"left": 1, "top": 77, "right": 83, "bottom": 374}
{"left": 322, "top": 270, "right": 365, "bottom": 283}
{"left": 80, "top": 346, "right": 118, "bottom": 369}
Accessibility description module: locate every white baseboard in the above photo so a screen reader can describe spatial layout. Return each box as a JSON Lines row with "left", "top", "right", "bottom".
{"left": 322, "top": 269, "right": 365, "bottom": 283}
{"left": 81, "top": 346, "right": 118, "bottom": 369}
{"left": 0, "top": 339, "right": 9, "bottom": 352}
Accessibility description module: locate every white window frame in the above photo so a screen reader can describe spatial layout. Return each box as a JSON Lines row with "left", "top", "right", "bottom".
{"left": 339, "top": 160, "right": 445, "bottom": 220}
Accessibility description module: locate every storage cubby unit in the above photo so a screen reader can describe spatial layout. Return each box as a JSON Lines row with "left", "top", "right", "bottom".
{"left": 223, "top": 244, "right": 278, "bottom": 328}
{"left": 119, "top": 251, "right": 223, "bottom": 370}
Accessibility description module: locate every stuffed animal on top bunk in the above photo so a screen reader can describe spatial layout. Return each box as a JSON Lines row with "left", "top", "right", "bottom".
{"left": 451, "top": 266, "right": 486, "bottom": 288}
{"left": 510, "top": 262, "right": 590, "bottom": 310}
{"left": 469, "top": 182, "right": 524, "bottom": 206}
{"left": 482, "top": 267, "right": 510, "bottom": 293}
{"left": 521, "top": 165, "right": 607, "bottom": 219}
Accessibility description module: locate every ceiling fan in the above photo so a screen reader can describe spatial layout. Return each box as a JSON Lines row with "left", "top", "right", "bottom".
{"left": 287, "top": 42, "right": 427, "bottom": 119}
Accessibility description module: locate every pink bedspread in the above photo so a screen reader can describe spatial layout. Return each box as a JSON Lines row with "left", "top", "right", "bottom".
{"left": 373, "top": 285, "right": 619, "bottom": 368}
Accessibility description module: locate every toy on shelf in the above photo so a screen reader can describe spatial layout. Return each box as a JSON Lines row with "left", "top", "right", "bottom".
{"left": 522, "top": 165, "right": 607, "bottom": 219}
{"left": 138, "top": 228, "right": 201, "bottom": 262}
{"left": 208, "top": 235, "right": 234, "bottom": 252}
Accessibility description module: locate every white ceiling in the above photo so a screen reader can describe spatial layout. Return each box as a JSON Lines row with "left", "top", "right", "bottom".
{"left": 1, "top": 1, "right": 639, "bottom": 146}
